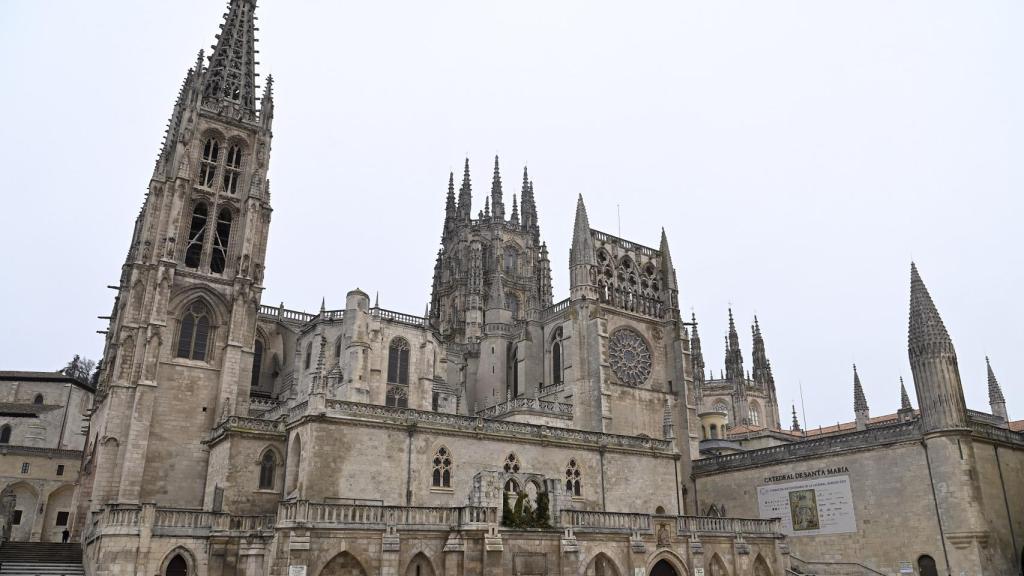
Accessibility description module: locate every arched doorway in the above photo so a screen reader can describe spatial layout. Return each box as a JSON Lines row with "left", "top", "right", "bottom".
{"left": 405, "top": 552, "right": 435, "bottom": 576}
{"left": 42, "top": 485, "right": 75, "bottom": 542}
{"left": 650, "top": 560, "right": 678, "bottom": 576}
{"left": 917, "top": 555, "right": 938, "bottom": 576}
{"left": 321, "top": 551, "right": 368, "bottom": 576}
{"left": 585, "top": 553, "right": 621, "bottom": 576}
{"left": 753, "top": 554, "right": 772, "bottom": 576}
{"left": 165, "top": 554, "right": 189, "bottom": 576}
{"left": 5, "top": 482, "right": 38, "bottom": 542}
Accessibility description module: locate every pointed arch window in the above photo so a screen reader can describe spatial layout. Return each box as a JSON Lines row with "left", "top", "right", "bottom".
{"left": 251, "top": 339, "right": 264, "bottom": 390}
{"left": 304, "top": 342, "right": 312, "bottom": 370}
{"left": 0, "top": 425, "right": 10, "bottom": 444}
{"left": 387, "top": 338, "right": 410, "bottom": 385}
{"left": 258, "top": 450, "right": 276, "bottom": 490}
{"left": 432, "top": 446, "right": 452, "bottom": 488}
{"left": 223, "top": 145, "right": 243, "bottom": 194}
{"left": 504, "top": 247, "right": 518, "bottom": 274}
{"left": 565, "top": 458, "right": 582, "bottom": 497}
{"left": 551, "top": 328, "right": 564, "bottom": 386}
{"left": 334, "top": 338, "right": 342, "bottom": 360}
{"left": 210, "top": 208, "right": 232, "bottom": 274}
{"left": 749, "top": 404, "right": 761, "bottom": 426}
{"left": 33, "top": 394, "right": 44, "bottom": 405}
{"left": 176, "top": 301, "right": 211, "bottom": 361}
{"left": 199, "top": 138, "right": 220, "bottom": 189}
{"left": 184, "top": 203, "right": 209, "bottom": 269}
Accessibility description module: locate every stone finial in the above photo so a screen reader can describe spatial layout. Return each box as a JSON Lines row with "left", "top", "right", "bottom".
{"left": 791, "top": 405, "right": 801, "bottom": 432}
{"left": 510, "top": 193, "right": 519, "bottom": 224}
{"left": 457, "top": 158, "right": 472, "bottom": 220}
{"left": 987, "top": 356, "right": 1008, "bottom": 422}
{"left": 900, "top": 377, "right": 912, "bottom": 410}
{"left": 659, "top": 228, "right": 677, "bottom": 291}
{"left": 569, "top": 194, "right": 596, "bottom": 267}
{"left": 690, "top": 311, "right": 705, "bottom": 387}
{"left": 490, "top": 155, "right": 504, "bottom": 220}
{"left": 853, "top": 364, "right": 868, "bottom": 413}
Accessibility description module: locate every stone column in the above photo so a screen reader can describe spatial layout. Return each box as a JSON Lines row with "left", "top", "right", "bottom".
{"left": 443, "top": 532, "right": 465, "bottom": 576}
{"left": 559, "top": 529, "right": 579, "bottom": 576}
{"left": 381, "top": 526, "right": 401, "bottom": 576}
{"left": 134, "top": 503, "right": 156, "bottom": 576}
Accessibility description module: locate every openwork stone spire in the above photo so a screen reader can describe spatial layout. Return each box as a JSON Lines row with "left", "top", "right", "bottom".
{"left": 490, "top": 156, "right": 505, "bottom": 220}
{"left": 510, "top": 194, "right": 519, "bottom": 224}
{"left": 724, "top": 309, "right": 744, "bottom": 381}
{"left": 906, "top": 263, "right": 969, "bottom": 433}
{"left": 203, "top": 0, "right": 260, "bottom": 121}
{"left": 690, "top": 312, "right": 705, "bottom": 387}
{"left": 457, "top": 159, "right": 472, "bottom": 221}
{"left": 442, "top": 171, "right": 457, "bottom": 238}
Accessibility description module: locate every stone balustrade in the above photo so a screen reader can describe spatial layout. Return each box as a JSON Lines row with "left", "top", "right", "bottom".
{"left": 278, "top": 501, "right": 497, "bottom": 530}
{"left": 542, "top": 298, "right": 570, "bottom": 320}
{"left": 85, "top": 505, "right": 276, "bottom": 542}
{"left": 677, "top": 516, "right": 780, "bottom": 535}
{"left": 477, "top": 397, "right": 574, "bottom": 419}
{"left": 560, "top": 510, "right": 652, "bottom": 533}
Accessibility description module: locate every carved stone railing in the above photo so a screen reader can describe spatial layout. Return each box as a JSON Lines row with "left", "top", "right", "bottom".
{"left": 476, "top": 397, "right": 574, "bottom": 420}
{"left": 248, "top": 396, "right": 282, "bottom": 417}
{"left": 259, "top": 304, "right": 316, "bottom": 324}
{"left": 289, "top": 400, "right": 309, "bottom": 419}
{"left": 542, "top": 298, "right": 570, "bottom": 320}
{"left": 968, "top": 410, "right": 1008, "bottom": 428}
{"left": 560, "top": 510, "right": 651, "bottom": 533}
{"left": 87, "top": 505, "right": 275, "bottom": 542}
{"left": 677, "top": 516, "right": 780, "bottom": 535}
{"left": 154, "top": 509, "right": 220, "bottom": 529}
{"left": 278, "top": 501, "right": 496, "bottom": 530}
{"left": 321, "top": 399, "right": 673, "bottom": 452}
{"left": 592, "top": 229, "right": 659, "bottom": 257}
{"left": 319, "top": 310, "right": 345, "bottom": 321}
{"left": 694, "top": 420, "right": 921, "bottom": 475}
{"left": 970, "top": 421, "right": 1024, "bottom": 447}
{"left": 373, "top": 307, "right": 427, "bottom": 328}
{"left": 0, "top": 446, "right": 82, "bottom": 459}
{"left": 209, "top": 415, "right": 287, "bottom": 443}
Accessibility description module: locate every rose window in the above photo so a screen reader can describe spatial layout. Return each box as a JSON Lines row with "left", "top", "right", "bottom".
{"left": 608, "top": 328, "right": 652, "bottom": 387}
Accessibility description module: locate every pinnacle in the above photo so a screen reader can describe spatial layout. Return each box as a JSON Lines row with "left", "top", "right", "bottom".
{"left": 570, "top": 195, "right": 596, "bottom": 266}
{"left": 791, "top": 405, "right": 801, "bottom": 432}
{"left": 986, "top": 356, "right": 1005, "bottom": 404}
{"left": 853, "top": 364, "right": 868, "bottom": 412}
{"left": 908, "top": 263, "right": 954, "bottom": 358}
{"left": 900, "top": 376, "right": 912, "bottom": 410}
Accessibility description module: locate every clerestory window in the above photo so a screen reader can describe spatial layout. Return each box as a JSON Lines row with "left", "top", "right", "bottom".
{"left": 176, "top": 301, "right": 212, "bottom": 361}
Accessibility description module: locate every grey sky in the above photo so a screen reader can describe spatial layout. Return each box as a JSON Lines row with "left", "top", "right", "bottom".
{"left": 1, "top": 1, "right": 1020, "bottom": 429}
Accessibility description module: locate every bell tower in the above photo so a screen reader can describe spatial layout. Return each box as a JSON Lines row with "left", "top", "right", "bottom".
{"left": 81, "top": 0, "right": 274, "bottom": 511}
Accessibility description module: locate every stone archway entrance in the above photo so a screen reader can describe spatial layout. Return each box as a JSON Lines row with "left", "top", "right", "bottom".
{"left": 917, "top": 555, "right": 938, "bottom": 576}
{"left": 650, "top": 559, "right": 678, "bottom": 576}
{"left": 320, "top": 551, "right": 368, "bottom": 576}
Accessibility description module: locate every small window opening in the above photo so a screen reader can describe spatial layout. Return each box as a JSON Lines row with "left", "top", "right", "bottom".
{"left": 176, "top": 301, "right": 211, "bottom": 361}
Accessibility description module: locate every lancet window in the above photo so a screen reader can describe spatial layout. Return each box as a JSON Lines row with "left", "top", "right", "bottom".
{"left": 251, "top": 339, "right": 264, "bottom": 390}
{"left": 565, "top": 458, "right": 582, "bottom": 497}
{"left": 387, "top": 338, "right": 410, "bottom": 385}
{"left": 258, "top": 450, "right": 276, "bottom": 490}
{"left": 210, "top": 208, "right": 232, "bottom": 274}
{"left": 184, "top": 203, "right": 209, "bottom": 269}
{"left": 176, "top": 301, "right": 211, "bottom": 361}
{"left": 199, "top": 138, "right": 220, "bottom": 189}
{"left": 551, "top": 328, "right": 564, "bottom": 385}
{"left": 223, "top": 145, "right": 243, "bottom": 194}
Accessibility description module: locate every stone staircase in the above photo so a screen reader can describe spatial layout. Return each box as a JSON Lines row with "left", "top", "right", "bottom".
{"left": 0, "top": 542, "right": 84, "bottom": 576}
{"left": 789, "top": 555, "right": 886, "bottom": 576}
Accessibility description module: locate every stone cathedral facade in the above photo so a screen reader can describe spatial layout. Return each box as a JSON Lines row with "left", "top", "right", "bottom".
{"left": 73, "top": 2, "right": 1024, "bottom": 576}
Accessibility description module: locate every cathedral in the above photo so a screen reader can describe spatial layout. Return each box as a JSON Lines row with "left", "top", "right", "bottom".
{"left": 71, "top": 2, "right": 1023, "bottom": 576}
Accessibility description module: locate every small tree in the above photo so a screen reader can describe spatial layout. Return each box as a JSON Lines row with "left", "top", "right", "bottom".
{"left": 60, "top": 355, "right": 97, "bottom": 383}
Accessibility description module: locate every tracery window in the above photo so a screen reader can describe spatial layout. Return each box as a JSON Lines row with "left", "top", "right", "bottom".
{"left": 503, "top": 452, "right": 521, "bottom": 474}
{"left": 431, "top": 446, "right": 452, "bottom": 488}
{"left": 209, "top": 209, "right": 232, "bottom": 274}
{"left": 184, "top": 203, "right": 209, "bottom": 269}
{"left": 387, "top": 338, "right": 410, "bottom": 385}
{"left": 258, "top": 450, "right": 276, "bottom": 490}
{"left": 385, "top": 382, "right": 408, "bottom": 408}
{"left": 176, "top": 301, "right": 211, "bottom": 361}
{"left": 712, "top": 401, "right": 729, "bottom": 414}
{"left": 504, "top": 247, "right": 518, "bottom": 274}
{"left": 608, "top": 328, "right": 652, "bottom": 387}
{"left": 565, "top": 458, "right": 581, "bottom": 497}
{"left": 199, "top": 138, "right": 220, "bottom": 189}
{"left": 749, "top": 405, "right": 761, "bottom": 426}
{"left": 223, "top": 145, "right": 243, "bottom": 194}
{"left": 251, "top": 339, "right": 264, "bottom": 390}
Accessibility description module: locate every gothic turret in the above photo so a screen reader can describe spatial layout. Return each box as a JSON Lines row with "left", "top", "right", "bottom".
{"left": 907, "top": 263, "right": 969, "bottom": 433}
{"left": 442, "top": 171, "right": 457, "bottom": 239}
{"left": 569, "top": 195, "right": 598, "bottom": 300}
{"left": 853, "top": 364, "right": 869, "bottom": 430}
{"left": 490, "top": 156, "right": 505, "bottom": 221}
{"left": 898, "top": 376, "right": 915, "bottom": 422}
{"left": 986, "top": 357, "right": 1008, "bottom": 424}
{"left": 521, "top": 168, "right": 539, "bottom": 238}
{"left": 751, "top": 317, "right": 773, "bottom": 389}
{"left": 202, "top": 0, "right": 259, "bottom": 121}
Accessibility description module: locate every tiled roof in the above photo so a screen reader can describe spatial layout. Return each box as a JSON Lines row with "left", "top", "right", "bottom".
{"left": 1010, "top": 420, "right": 1023, "bottom": 433}
{"left": 0, "top": 371, "right": 95, "bottom": 392}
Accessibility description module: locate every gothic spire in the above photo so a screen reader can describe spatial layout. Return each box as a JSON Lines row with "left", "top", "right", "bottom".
{"left": 987, "top": 356, "right": 1009, "bottom": 422}
{"left": 520, "top": 167, "right": 538, "bottom": 235}
{"left": 900, "top": 377, "right": 912, "bottom": 410}
{"left": 853, "top": 364, "right": 868, "bottom": 412}
{"left": 659, "top": 228, "right": 677, "bottom": 292}
{"left": 490, "top": 155, "right": 505, "bottom": 220}
{"left": 908, "top": 262, "right": 954, "bottom": 359}
{"left": 510, "top": 194, "right": 519, "bottom": 224}
{"left": 690, "top": 312, "right": 705, "bottom": 387}
{"left": 457, "top": 158, "right": 472, "bottom": 221}
{"left": 529, "top": 181, "right": 540, "bottom": 236}
{"left": 751, "top": 316, "right": 772, "bottom": 388}
{"left": 202, "top": 0, "right": 260, "bottom": 121}
{"left": 791, "top": 405, "right": 801, "bottom": 432}
{"left": 259, "top": 74, "right": 274, "bottom": 129}
{"left": 725, "top": 309, "right": 744, "bottom": 381}
{"left": 570, "top": 195, "right": 596, "bottom": 266}
{"left": 442, "top": 171, "right": 457, "bottom": 238}
{"left": 906, "top": 263, "right": 969, "bottom": 432}
{"left": 484, "top": 196, "right": 490, "bottom": 219}
{"left": 986, "top": 357, "right": 1005, "bottom": 404}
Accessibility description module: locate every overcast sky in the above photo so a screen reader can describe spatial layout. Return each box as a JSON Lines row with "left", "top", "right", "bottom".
{"left": 1, "top": 1, "right": 1020, "bottom": 429}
